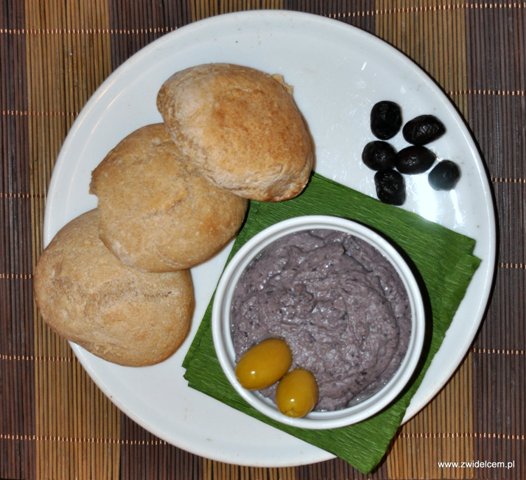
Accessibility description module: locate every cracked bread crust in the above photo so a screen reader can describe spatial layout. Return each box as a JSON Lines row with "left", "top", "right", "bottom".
{"left": 34, "top": 210, "right": 195, "bottom": 366}
{"left": 157, "top": 63, "right": 315, "bottom": 201}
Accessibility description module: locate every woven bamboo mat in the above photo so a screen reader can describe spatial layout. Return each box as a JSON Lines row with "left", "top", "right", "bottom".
{"left": 1, "top": 1, "right": 524, "bottom": 479}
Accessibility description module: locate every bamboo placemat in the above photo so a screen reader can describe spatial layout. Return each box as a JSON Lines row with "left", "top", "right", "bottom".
{"left": 1, "top": 1, "right": 524, "bottom": 479}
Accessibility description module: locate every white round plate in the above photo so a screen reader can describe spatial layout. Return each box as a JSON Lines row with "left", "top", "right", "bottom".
{"left": 44, "top": 10, "right": 496, "bottom": 467}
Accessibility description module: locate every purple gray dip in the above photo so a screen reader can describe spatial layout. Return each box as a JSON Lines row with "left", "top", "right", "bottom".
{"left": 230, "top": 228, "right": 411, "bottom": 411}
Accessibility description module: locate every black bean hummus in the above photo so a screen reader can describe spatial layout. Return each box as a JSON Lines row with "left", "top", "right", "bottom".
{"left": 230, "top": 228, "right": 411, "bottom": 411}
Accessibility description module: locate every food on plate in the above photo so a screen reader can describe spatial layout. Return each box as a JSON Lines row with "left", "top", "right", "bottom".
{"left": 374, "top": 169, "right": 406, "bottom": 205}
{"left": 365, "top": 101, "right": 459, "bottom": 205}
{"left": 156, "top": 63, "right": 315, "bottom": 201}
{"left": 235, "top": 338, "right": 292, "bottom": 390}
{"left": 90, "top": 124, "right": 248, "bottom": 272}
{"left": 395, "top": 145, "right": 436, "bottom": 174}
{"left": 428, "top": 160, "right": 461, "bottom": 190}
{"left": 370, "top": 100, "right": 403, "bottom": 140}
{"left": 361, "top": 140, "right": 397, "bottom": 171}
{"left": 230, "top": 228, "right": 411, "bottom": 411}
{"left": 39, "top": 62, "right": 316, "bottom": 366}
{"left": 234, "top": 336, "right": 318, "bottom": 418}
{"left": 403, "top": 114, "right": 446, "bottom": 145}
{"left": 34, "top": 209, "right": 195, "bottom": 366}
{"left": 275, "top": 368, "right": 319, "bottom": 418}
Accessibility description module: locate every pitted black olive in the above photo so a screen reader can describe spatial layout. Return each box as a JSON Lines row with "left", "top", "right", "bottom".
{"left": 395, "top": 145, "right": 436, "bottom": 174}
{"left": 370, "top": 101, "right": 402, "bottom": 140}
{"left": 428, "top": 160, "right": 461, "bottom": 190}
{"left": 374, "top": 169, "right": 406, "bottom": 205}
{"left": 403, "top": 114, "right": 446, "bottom": 145}
{"left": 361, "top": 141, "right": 397, "bottom": 171}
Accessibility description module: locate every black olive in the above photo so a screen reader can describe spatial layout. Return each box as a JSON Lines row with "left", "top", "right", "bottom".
{"left": 403, "top": 114, "right": 446, "bottom": 145}
{"left": 361, "top": 141, "right": 397, "bottom": 171}
{"left": 428, "top": 160, "right": 461, "bottom": 190}
{"left": 395, "top": 145, "right": 436, "bottom": 174}
{"left": 374, "top": 169, "right": 406, "bottom": 205}
{"left": 370, "top": 101, "right": 402, "bottom": 140}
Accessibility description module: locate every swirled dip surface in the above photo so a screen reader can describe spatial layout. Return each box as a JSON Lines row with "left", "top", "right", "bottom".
{"left": 230, "top": 228, "right": 411, "bottom": 411}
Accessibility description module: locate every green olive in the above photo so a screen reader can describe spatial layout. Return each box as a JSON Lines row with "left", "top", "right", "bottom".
{"left": 235, "top": 338, "right": 292, "bottom": 390}
{"left": 275, "top": 368, "right": 318, "bottom": 418}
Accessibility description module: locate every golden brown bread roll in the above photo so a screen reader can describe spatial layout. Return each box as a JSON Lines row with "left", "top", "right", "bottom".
{"left": 90, "top": 124, "right": 248, "bottom": 272}
{"left": 34, "top": 210, "right": 194, "bottom": 366}
{"left": 157, "top": 63, "right": 315, "bottom": 201}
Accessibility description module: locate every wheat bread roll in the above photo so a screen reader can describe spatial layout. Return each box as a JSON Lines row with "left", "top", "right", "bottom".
{"left": 90, "top": 123, "right": 248, "bottom": 272}
{"left": 157, "top": 63, "right": 314, "bottom": 201}
{"left": 34, "top": 209, "right": 194, "bottom": 366}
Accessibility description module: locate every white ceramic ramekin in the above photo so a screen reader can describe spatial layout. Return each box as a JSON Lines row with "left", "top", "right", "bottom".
{"left": 212, "top": 215, "right": 425, "bottom": 429}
